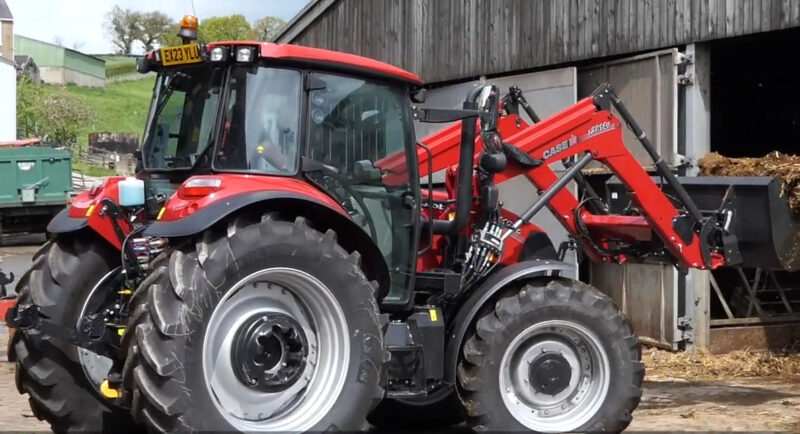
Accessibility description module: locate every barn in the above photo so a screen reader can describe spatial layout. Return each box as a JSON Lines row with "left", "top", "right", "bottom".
{"left": 276, "top": 0, "right": 800, "bottom": 352}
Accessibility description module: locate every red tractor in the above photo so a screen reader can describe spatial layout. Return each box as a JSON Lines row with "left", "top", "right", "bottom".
{"left": 7, "top": 15, "right": 796, "bottom": 433}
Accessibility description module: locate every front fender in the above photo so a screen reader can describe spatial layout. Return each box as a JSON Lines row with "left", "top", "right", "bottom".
{"left": 443, "top": 259, "right": 575, "bottom": 383}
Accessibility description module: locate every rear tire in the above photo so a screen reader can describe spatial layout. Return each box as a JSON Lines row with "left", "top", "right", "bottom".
{"left": 12, "top": 235, "right": 135, "bottom": 433}
{"left": 123, "top": 214, "right": 385, "bottom": 432}
{"left": 457, "top": 278, "right": 643, "bottom": 433}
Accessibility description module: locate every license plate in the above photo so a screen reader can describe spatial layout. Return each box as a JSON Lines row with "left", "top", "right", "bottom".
{"left": 160, "top": 44, "right": 203, "bottom": 66}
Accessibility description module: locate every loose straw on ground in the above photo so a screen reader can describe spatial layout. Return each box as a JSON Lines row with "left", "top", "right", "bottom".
{"left": 643, "top": 346, "right": 800, "bottom": 380}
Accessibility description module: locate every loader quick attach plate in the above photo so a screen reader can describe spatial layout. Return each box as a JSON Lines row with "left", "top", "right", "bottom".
{"left": 607, "top": 176, "right": 800, "bottom": 271}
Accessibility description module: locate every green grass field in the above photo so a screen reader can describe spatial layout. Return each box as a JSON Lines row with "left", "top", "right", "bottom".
{"left": 98, "top": 55, "right": 138, "bottom": 77}
{"left": 67, "top": 77, "right": 155, "bottom": 147}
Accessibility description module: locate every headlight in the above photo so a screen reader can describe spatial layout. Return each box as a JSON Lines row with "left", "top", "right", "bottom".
{"left": 210, "top": 47, "right": 229, "bottom": 62}
{"left": 236, "top": 46, "right": 255, "bottom": 63}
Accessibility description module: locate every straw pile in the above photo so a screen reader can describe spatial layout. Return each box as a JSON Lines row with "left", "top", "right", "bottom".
{"left": 698, "top": 151, "right": 800, "bottom": 212}
{"left": 644, "top": 346, "right": 800, "bottom": 380}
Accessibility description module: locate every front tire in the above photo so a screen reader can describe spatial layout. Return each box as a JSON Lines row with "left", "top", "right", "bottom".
{"left": 457, "top": 278, "right": 643, "bottom": 432}
{"left": 124, "top": 214, "right": 385, "bottom": 432}
{"left": 12, "top": 235, "right": 134, "bottom": 433}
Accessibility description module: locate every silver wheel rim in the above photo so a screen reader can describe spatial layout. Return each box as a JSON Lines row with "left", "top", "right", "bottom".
{"left": 203, "top": 267, "right": 350, "bottom": 432}
{"left": 499, "top": 319, "right": 610, "bottom": 432}
{"left": 77, "top": 268, "right": 120, "bottom": 392}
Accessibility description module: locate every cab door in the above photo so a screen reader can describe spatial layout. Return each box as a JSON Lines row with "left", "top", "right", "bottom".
{"left": 304, "top": 72, "right": 420, "bottom": 307}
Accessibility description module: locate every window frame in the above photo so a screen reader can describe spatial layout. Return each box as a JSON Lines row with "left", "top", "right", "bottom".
{"left": 140, "top": 63, "right": 227, "bottom": 172}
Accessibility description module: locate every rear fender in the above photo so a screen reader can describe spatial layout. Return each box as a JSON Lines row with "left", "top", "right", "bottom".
{"left": 443, "top": 259, "right": 575, "bottom": 383}
{"left": 144, "top": 192, "right": 392, "bottom": 295}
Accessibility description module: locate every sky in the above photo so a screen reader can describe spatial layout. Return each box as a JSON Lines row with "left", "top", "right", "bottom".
{"left": 6, "top": 0, "right": 310, "bottom": 54}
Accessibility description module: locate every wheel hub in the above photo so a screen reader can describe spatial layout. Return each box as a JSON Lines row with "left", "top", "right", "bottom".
{"left": 499, "top": 321, "right": 611, "bottom": 432}
{"left": 529, "top": 353, "right": 572, "bottom": 396}
{"left": 231, "top": 313, "right": 308, "bottom": 392}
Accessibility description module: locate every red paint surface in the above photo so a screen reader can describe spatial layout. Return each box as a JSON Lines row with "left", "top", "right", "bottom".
{"left": 205, "top": 41, "right": 423, "bottom": 85}
{"left": 68, "top": 177, "right": 132, "bottom": 249}
{"left": 159, "top": 174, "right": 347, "bottom": 222}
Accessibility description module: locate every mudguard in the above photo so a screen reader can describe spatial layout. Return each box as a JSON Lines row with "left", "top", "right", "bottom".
{"left": 443, "top": 259, "right": 575, "bottom": 383}
{"left": 46, "top": 208, "right": 88, "bottom": 234}
{"left": 145, "top": 191, "right": 392, "bottom": 294}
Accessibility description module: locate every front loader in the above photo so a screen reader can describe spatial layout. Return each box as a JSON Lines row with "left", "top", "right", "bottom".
{"left": 6, "top": 15, "right": 800, "bottom": 434}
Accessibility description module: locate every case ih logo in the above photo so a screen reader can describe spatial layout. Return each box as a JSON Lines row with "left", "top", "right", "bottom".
{"left": 542, "top": 135, "right": 578, "bottom": 159}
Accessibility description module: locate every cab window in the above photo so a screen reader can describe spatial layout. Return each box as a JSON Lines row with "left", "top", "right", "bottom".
{"left": 214, "top": 66, "right": 302, "bottom": 174}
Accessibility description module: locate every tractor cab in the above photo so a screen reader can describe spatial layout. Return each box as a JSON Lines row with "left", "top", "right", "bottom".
{"left": 137, "top": 33, "right": 426, "bottom": 307}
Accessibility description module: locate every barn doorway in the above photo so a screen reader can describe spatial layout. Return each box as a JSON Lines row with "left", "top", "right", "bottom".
{"left": 710, "top": 27, "right": 800, "bottom": 156}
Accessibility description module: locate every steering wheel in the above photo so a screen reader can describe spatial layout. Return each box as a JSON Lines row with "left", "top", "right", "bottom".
{"left": 251, "top": 142, "right": 290, "bottom": 172}
{"left": 318, "top": 167, "right": 379, "bottom": 242}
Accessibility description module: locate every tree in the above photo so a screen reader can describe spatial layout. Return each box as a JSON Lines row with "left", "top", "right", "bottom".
{"left": 16, "top": 80, "right": 96, "bottom": 148}
{"left": 157, "top": 23, "right": 183, "bottom": 48}
{"left": 136, "top": 11, "right": 173, "bottom": 51}
{"left": 200, "top": 14, "right": 253, "bottom": 43}
{"left": 105, "top": 6, "right": 141, "bottom": 54}
{"left": 253, "top": 16, "right": 286, "bottom": 41}
{"left": 16, "top": 77, "right": 44, "bottom": 139}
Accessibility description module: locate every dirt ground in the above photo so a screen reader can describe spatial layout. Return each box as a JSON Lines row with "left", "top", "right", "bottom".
{"left": 1, "top": 237, "right": 800, "bottom": 432}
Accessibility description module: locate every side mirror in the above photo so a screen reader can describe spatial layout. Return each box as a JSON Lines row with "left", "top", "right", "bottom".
{"left": 136, "top": 57, "right": 152, "bottom": 74}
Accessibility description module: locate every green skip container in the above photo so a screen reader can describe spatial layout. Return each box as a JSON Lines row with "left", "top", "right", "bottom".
{"left": 0, "top": 146, "right": 71, "bottom": 236}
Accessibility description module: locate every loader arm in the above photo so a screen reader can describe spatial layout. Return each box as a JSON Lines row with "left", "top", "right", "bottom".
{"left": 409, "top": 86, "right": 729, "bottom": 270}
{"left": 494, "top": 92, "right": 725, "bottom": 269}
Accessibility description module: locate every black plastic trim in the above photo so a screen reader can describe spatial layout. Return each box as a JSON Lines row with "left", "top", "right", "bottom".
{"left": 46, "top": 208, "right": 87, "bottom": 234}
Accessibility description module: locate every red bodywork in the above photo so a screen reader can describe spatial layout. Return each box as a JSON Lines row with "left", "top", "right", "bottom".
{"left": 158, "top": 175, "right": 347, "bottom": 222}
{"left": 147, "top": 41, "right": 424, "bottom": 85}
{"left": 68, "top": 177, "right": 133, "bottom": 250}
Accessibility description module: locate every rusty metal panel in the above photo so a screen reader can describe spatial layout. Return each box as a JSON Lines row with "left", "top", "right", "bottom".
{"left": 591, "top": 262, "right": 679, "bottom": 348}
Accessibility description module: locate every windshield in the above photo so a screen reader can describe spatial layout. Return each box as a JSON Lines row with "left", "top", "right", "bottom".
{"left": 214, "top": 66, "right": 302, "bottom": 174}
{"left": 141, "top": 64, "right": 224, "bottom": 170}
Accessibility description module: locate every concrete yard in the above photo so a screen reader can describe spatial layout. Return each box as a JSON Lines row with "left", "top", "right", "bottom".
{"left": 1, "top": 236, "right": 800, "bottom": 432}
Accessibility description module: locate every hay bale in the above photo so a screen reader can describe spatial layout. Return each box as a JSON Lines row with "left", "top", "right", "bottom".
{"left": 698, "top": 151, "right": 800, "bottom": 212}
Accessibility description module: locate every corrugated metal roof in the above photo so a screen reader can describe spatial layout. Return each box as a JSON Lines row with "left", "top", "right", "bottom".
{"left": 0, "top": 0, "right": 12, "bottom": 21}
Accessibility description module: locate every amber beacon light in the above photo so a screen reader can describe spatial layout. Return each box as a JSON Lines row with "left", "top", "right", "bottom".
{"left": 178, "top": 15, "right": 199, "bottom": 42}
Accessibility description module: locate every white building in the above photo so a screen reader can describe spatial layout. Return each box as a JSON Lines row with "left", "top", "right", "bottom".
{"left": 0, "top": 56, "right": 14, "bottom": 142}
